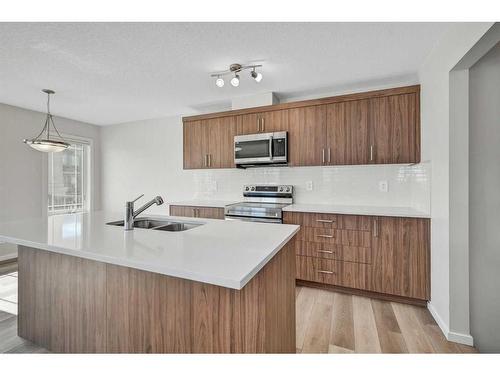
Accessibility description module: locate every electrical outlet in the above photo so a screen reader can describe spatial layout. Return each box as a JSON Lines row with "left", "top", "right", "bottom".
{"left": 378, "top": 180, "right": 389, "bottom": 193}
{"left": 306, "top": 181, "right": 313, "bottom": 191}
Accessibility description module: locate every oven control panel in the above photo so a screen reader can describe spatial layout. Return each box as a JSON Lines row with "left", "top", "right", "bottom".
{"left": 243, "top": 185, "right": 293, "bottom": 196}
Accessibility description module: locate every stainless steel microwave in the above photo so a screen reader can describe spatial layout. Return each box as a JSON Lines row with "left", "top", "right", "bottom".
{"left": 234, "top": 131, "right": 288, "bottom": 168}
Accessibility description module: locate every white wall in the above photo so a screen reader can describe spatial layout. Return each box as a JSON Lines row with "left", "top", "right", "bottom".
{"left": 100, "top": 115, "right": 430, "bottom": 215}
{"left": 418, "top": 22, "right": 493, "bottom": 344}
{"left": 469, "top": 42, "right": 500, "bottom": 353}
{"left": 0, "top": 103, "right": 101, "bottom": 259}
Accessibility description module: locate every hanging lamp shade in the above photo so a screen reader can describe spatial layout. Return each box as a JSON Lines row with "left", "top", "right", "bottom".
{"left": 23, "top": 89, "right": 70, "bottom": 153}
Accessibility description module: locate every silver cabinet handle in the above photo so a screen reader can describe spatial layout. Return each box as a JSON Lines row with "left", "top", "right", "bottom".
{"left": 316, "top": 219, "right": 334, "bottom": 223}
{"left": 322, "top": 149, "right": 325, "bottom": 164}
{"left": 317, "top": 250, "right": 334, "bottom": 254}
{"left": 370, "top": 145, "right": 374, "bottom": 161}
{"left": 316, "top": 234, "right": 334, "bottom": 238}
{"left": 317, "top": 270, "right": 334, "bottom": 275}
{"left": 269, "top": 136, "right": 273, "bottom": 160}
{"left": 373, "top": 218, "right": 378, "bottom": 237}
{"left": 208, "top": 154, "right": 211, "bottom": 167}
{"left": 328, "top": 148, "right": 331, "bottom": 163}
{"left": 257, "top": 118, "right": 260, "bottom": 132}
{"left": 261, "top": 117, "right": 265, "bottom": 132}
{"left": 204, "top": 154, "right": 208, "bottom": 167}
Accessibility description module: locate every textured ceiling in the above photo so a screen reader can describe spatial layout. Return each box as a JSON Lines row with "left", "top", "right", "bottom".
{"left": 0, "top": 23, "right": 453, "bottom": 125}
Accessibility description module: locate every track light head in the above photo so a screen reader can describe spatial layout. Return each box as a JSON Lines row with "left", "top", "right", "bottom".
{"left": 215, "top": 76, "right": 225, "bottom": 87}
{"left": 230, "top": 74, "right": 240, "bottom": 87}
{"left": 251, "top": 69, "right": 263, "bottom": 82}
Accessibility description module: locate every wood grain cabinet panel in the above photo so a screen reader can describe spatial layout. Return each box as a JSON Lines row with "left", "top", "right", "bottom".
{"left": 183, "top": 116, "right": 236, "bottom": 169}
{"left": 236, "top": 110, "right": 287, "bottom": 135}
{"left": 287, "top": 105, "right": 327, "bottom": 166}
{"left": 183, "top": 120, "right": 206, "bottom": 169}
{"left": 296, "top": 227, "right": 372, "bottom": 248}
{"left": 169, "top": 205, "right": 224, "bottom": 220}
{"left": 326, "top": 99, "right": 370, "bottom": 165}
{"left": 371, "top": 217, "right": 430, "bottom": 300}
{"left": 293, "top": 241, "right": 372, "bottom": 264}
{"left": 369, "top": 93, "right": 419, "bottom": 164}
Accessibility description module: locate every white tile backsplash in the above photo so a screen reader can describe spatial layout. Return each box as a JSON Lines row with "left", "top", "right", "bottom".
{"left": 187, "top": 162, "right": 431, "bottom": 213}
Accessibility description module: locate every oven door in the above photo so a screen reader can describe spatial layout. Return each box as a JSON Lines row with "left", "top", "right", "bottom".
{"left": 234, "top": 131, "right": 287, "bottom": 165}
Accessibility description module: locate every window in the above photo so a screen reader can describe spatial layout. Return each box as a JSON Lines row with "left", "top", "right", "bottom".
{"left": 48, "top": 140, "right": 90, "bottom": 215}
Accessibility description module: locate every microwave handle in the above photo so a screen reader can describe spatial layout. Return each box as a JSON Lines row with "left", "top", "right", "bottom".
{"left": 269, "top": 136, "right": 273, "bottom": 160}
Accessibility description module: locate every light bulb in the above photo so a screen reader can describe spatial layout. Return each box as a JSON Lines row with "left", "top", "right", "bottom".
{"left": 251, "top": 70, "right": 263, "bottom": 83}
{"left": 230, "top": 74, "right": 240, "bottom": 87}
{"left": 215, "top": 77, "right": 224, "bottom": 87}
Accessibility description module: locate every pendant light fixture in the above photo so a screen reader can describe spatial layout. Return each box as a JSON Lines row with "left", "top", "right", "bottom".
{"left": 23, "top": 89, "right": 70, "bottom": 153}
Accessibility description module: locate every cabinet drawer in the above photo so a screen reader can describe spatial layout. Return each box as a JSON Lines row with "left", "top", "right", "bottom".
{"left": 296, "top": 227, "right": 372, "bottom": 247}
{"left": 296, "top": 256, "right": 371, "bottom": 290}
{"left": 296, "top": 256, "right": 337, "bottom": 285}
{"left": 284, "top": 212, "right": 373, "bottom": 231}
{"left": 293, "top": 241, "right": 372, "bottom": 264}
{"left": 284, "top": 212, "right": 338, "bottom": 228}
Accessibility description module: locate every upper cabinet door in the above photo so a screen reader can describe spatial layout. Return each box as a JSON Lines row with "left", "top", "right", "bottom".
{"left": 287, "top": 105, "right": 327, "bottom": 166}
{"left": 326, "top": 99, "right": 370, "bottom": 165}
{"left": 236, "top": 110, "right": 287, "bottom": 135}
{"left": 369, "top": 93, "right": 419, "bottom": 164}
{"left": 183, "top": 120, "right": 206, "bottom": 169}
{"left": 213, "top": 116, "right": 237, "bottom": 169}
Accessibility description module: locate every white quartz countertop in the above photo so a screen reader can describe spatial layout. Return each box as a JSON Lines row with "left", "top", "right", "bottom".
{"left": 168, "top": 200, "right": 238, "bottom": 208}
{"left": 0, "top": 211, "right": 299, "bottom": 290}
{"left": 283, "top": 204, "right": 430, "bottom": 218}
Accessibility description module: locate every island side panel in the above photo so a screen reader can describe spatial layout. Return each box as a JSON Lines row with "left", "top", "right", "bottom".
{"left": 17, "top": 239, "right": 296, "bottom": 353}
{"left": 107, "top": 238, "right": 296, "bottom": 353}
{"left": 18, "top": 246, "right": 107, "bottom": 353}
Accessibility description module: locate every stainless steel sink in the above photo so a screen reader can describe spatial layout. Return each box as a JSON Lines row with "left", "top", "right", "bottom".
{"left": 153, "top": 222, "right": 200, "bottom": 232}
{"left": 106, "top": 218, "right": 202, "bottom": 232}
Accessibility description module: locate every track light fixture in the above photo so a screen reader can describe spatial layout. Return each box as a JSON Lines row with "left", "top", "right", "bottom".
{"left": 211, "top": 63, "right": 263, "bottom": 88}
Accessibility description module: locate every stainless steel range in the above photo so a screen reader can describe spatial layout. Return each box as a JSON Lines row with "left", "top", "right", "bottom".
{"left": 224, "top": 185, "right": 293, "bottom": 224}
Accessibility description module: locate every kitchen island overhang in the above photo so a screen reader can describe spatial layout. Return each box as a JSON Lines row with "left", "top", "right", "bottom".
{"left": 0, "top": 212, "right": 299, "bottom": 353}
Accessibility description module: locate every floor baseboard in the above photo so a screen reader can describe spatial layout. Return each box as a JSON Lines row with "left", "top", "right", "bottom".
{"left": 427, "top": 301, "right": 474, "bottom": 346}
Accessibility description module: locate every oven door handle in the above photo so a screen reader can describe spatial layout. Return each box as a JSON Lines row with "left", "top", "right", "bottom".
{"left": 225, "top": 216, "right": 282, "bottom": 224}
{"left": 269, "top": 136, "right": 273, "bottom": 160}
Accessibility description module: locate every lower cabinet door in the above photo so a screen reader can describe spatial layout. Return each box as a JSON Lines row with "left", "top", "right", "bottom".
{"left": 371, "top": 217, "right": 430, "bottom": 300}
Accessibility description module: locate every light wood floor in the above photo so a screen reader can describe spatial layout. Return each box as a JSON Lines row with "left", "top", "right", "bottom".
{"left": 0, "top": 261, "right": 478, "bottom": 353}
{"left": 296, "top": 285, "right": 478, "bottom": 353}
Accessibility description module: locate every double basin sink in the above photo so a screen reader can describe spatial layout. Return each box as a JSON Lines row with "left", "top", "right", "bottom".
{"left": 106, "top": 218, "right": 202, "bottom": 232}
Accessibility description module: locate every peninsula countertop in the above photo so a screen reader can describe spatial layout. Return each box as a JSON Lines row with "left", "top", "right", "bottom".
{"left": 0, "top": 211, "right": 299, "bottom": 289}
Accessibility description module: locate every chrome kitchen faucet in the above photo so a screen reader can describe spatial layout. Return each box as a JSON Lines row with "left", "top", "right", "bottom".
{"left": 124, "top": 194, "right": 164, "bottom": 230}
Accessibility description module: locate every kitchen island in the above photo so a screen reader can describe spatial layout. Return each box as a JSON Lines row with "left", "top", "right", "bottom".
{"left": 0, "top": 211, "right": 299, "bottom": 353}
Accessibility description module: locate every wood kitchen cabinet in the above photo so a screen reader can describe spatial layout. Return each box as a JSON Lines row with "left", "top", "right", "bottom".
{"left": 182, "top": 85, "right": 421, "bottom": 169}
{"left": 236, "top": 110, "right": 287, "bottom": 135}
{"left": 369, "top": 92, "right": 420, "bottom": 164}
{"left": 370, "top": 216, "right": 430, "bottom": 300}
{"left": 284, "top": 211, "right": 430, "bottom": 304}
{"left": 325, "top": 99, "right": 370, "bottom": 165}
{"left": 170, "top": 205, "right": 225, "bottom": 220}
{"left": 287, "top": 105, "right": 327, "bottom": 166}
{"left": 183, "top": 116, "right": 236, "bottom": 169}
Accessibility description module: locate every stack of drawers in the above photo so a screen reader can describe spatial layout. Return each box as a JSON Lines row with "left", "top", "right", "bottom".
{"left": 284, "top": 211, "right": 374, "bottom": 291}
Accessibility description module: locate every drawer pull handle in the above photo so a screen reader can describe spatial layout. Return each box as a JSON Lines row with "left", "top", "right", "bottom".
{"left": 316, "top": 234, "right": 334, "bottom": 238}
{"left": 317, "top": 250, "right": 334, "bottom": 254}
{"left": 317, "top": 270, "right": 334, "bottom": 275}
{"left": 316, "top": 219, "right": 334, "bottom": 223}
